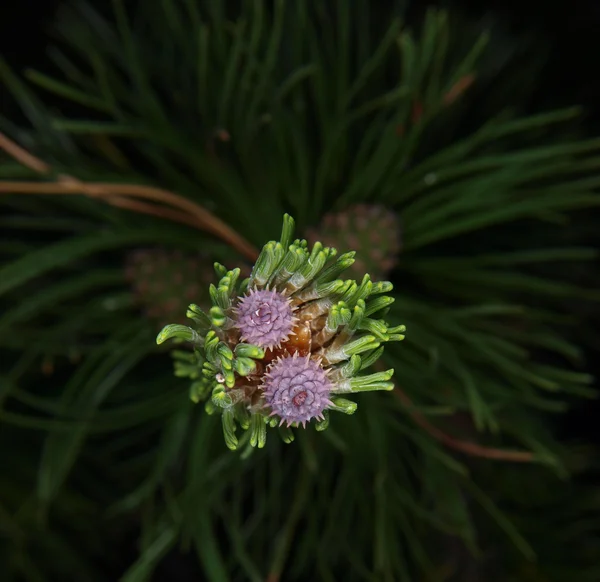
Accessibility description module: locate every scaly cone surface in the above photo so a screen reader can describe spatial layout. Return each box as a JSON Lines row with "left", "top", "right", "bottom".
{"left": 306, "top": 204, "right": 402, "bottom": 281}
{"left": 124, "top": 248, "right": 216, "bottom": 326}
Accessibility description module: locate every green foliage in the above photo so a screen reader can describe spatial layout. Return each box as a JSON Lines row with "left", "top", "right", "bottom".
{"left": 0, "top": 1, "right": 598, "bottom": 580}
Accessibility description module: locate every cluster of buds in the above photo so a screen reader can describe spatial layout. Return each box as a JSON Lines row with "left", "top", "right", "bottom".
{"left": 125, "top": 248, "right": 215, "bottom": 325}
{"left": 306, "top": 204, "right": 401, "bottom": 281}
{"left": 157, "top": 214, "right": 405, "bottom": 451}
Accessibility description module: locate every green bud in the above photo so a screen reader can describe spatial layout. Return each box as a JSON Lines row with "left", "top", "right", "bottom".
{"left": 312, "top": 251, "right": 356, "bottom": 285}
{"left": 208, "top": 283, "right": 218, "bottom": 305}
{"left": 327, "top": 397, "right": 357, "bottom": 415}
{"left": 315, "top": 410, "right": 330, "bottom": 431}
{"left": 233, "top": 356, "right": 257, "bottom": 376}
{"left": 301, "top": 248, "right": 332, "bottom": 282}
{"left": 234, "top": 343, "right": 265, "bottom": 359}
{"left": 234, "top": 405, "right": 251, "bottom": 430}
{"left": 347, "top": 299, "right": 366, "bottom": 332}
{"left": 216, "top": 280, "right": 231, "bottom": 309}
{"left": 214, "top": 262, "right": 228, "bottom": 279}
{"left": 345, "top": 274, "right": 373, "bottom": 308}
{"left": 279, "top": 213, "right": 296, "bottom": 251}
{"left": 370, "top": 281, "right": 393, "bottom": 295}
{"left": 270, "top": 245, "right": 306, "bottom": 287}
{"left": 227, "top": 268, "right": 241, "bottom": 293}
{"left": 278, "top": 424, "right": 295, "bottom": 443}
{"left": 323, "top": 335, "right": 380, "bottom": 364}
{"left": 325, "top": 301, "right": 352, "bottom": 332}
{"left": 250, "top": 413, "right": 267, "bottom": 448}
{"left": 308, "top": 241, "right": 324, "bottom": 263}
{"left": 340, "top": 281, "right": 358, "bottom": 303}
{"left": 357, "top": 316, "right": 389, "bottom": 340}
{"left": 250, "top": 242, "right": 275, "bottom": 287}
{"left": 315, "top": 278, "right": 348, "bottom": 298}
{"left": 186, "top": 304, "right": 212, "bottom": 328}
{"left": 238, "top": 277, "right": 250, "bottom": 296}
{"left": 294, "top": 277, "right": 346, "bottom": 304}
{"left": 359, "top": 346, "right": 385, "bottom": 370}
{"left": 156, "top": 324, "right": 202, "bottom": 345}
{"left": 212, "top": 385, "right": 233, "bottom": 408}
{"left": 271, "top": 242, "right": 286, "bottom": 273}
{"left": 222, "top": 367, "right": 236, "bottom": 388}
{"left": 388, "top": 324, "right": 406, "bottom": 333}
{"left": 333, "top": 369, "right": 394, "bottom": 393}
{"left": 217, "top": 343, "right": 234, "bottom": 362}
{"left": 387, "top": 325, "right": 407, "bottom": 342}
{"left": 222, "top": 409, "right": 238, "bottom": 450}
{"left": 201, "top": 361, "right": 218, "bottom": 378}
{"left": 204, "top": 331, "right": 221, "bottom": 365}
{"left": 209, "top": 305, "right": 227, "bottom": 327}
{"left": 364, "top": 296, "right": 395, "bottom": 317}
{"left": 331, "top": 354, "right": 362, "bottom": 380}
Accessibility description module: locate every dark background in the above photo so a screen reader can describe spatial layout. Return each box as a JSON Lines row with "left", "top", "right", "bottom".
{"left": 3, "top": 0, "right": 600, "bottom": 126}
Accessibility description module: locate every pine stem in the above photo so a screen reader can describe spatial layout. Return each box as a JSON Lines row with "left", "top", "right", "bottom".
{"left": 0, "top": 132, "right": 260, "bottom": 261}
{"left": 393, "top": 387, "right": 534, "bottom": 462}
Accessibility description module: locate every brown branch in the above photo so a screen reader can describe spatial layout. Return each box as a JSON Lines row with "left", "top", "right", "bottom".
{"left": 104, "top": 196, "right": 205, "bottom": 230}
{"left": 0, "top": 132, "right": 260, "bottom": 261}
{"left": 393, "top": 388, "right": 534, "bottom": 463}
{"left": 0, "top": 132, "right": 51, "bottom": 174}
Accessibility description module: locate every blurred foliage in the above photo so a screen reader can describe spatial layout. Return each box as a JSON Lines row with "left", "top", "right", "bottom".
{"left": 0, "top": 0, "right": 599, "bottom": 580}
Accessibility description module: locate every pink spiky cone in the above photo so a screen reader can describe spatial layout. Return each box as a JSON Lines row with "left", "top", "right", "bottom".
{"left": 306, "top": 204, "right": 401, "bottom": 280}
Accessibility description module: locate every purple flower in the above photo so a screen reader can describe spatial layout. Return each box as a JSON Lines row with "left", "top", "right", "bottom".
{"left": 262, "top": 353, "right": 332, "bottom": 427}
{"left": 234, "top": 288, "right": 296, "bottom": 349}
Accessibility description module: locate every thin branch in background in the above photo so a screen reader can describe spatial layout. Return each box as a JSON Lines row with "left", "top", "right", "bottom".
{"left": 104, "top": 196, "right": 203, "bottom": 230}
{"left": 0, "top": 132, "right": 259, "bottom": 261}
{"left": 394, "top": 388, "right": 534, "bottom": 463}
{"left": 0, "top": 132, "right": 51, "bottom": 173}
{"left": 0, "top": 132, "right": 534, "bottom": 464}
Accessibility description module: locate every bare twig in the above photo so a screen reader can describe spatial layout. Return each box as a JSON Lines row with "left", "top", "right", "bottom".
{"left": 104, "top": 196, "right": 204, "bottom": 230}
{"left": 0, "top": 132, "right": 259, "bottom": 261}
{"left": 0, "top": 132, "right": 51, "bottom": 173}
{"left": 394, "top": 388, "right": 534, "bottom": 462}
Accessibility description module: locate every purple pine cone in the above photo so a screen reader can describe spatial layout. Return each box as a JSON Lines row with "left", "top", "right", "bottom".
{"left": 234, "top": 288, "right": 296, "bottom": 349}
{"left": 262, "top": 353, "right": 332, "bottom": 427}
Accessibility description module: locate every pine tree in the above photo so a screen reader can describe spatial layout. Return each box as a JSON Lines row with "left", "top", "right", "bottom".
{"left": 0, "top": 1, "right": 598, "bottom": 580}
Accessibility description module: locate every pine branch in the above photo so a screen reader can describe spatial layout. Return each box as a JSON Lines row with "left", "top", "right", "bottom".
{"left": 0, "top": 131, "right": 259, "bottom": 261}
{"left": 393, "top": 387, "right": 534, "bottom": 463}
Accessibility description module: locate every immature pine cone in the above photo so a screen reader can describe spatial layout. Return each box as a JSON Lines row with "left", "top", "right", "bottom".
{"left": 125, "top": 248, "right": 214, "bottom": 326}
{"left": 157, "top": 214, "right": 406, "bottom": 451}
{"left": 306, "top": 204, "right": 401, "bottom": 280}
